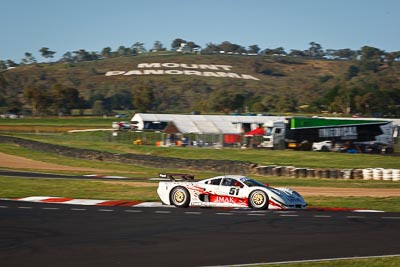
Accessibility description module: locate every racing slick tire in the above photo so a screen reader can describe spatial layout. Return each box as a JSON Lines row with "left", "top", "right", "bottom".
{"left": 170, "top": 186, "right": 190, "bottom": 208}
{"left": 321, "top": 146, "right": 330, "bottom": 152}
{"left": 249, "top": 190, "right": 269, "bottom": 210}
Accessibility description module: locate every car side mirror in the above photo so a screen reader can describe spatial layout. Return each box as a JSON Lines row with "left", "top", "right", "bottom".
{"left": 265, "top": 182, "right": 269, "bottom": 187}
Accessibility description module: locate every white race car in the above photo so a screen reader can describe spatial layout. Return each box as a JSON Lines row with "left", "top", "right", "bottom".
{"left": 156, "top": 174, "right": 307, "bottom": 210}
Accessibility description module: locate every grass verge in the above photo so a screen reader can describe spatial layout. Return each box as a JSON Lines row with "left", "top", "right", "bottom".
{"left": 4, "top": 132, "right": 400, "bottom": 169}
{"left": 254, "top": 255, "right": 400, "bottom": 267}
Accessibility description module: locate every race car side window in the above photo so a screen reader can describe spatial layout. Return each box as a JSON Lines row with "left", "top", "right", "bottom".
{"left": 210, "top": 178, "right": 222, "bottom": 185}
{"left": 222, "top": 178, "right": 235, "bottom": 186}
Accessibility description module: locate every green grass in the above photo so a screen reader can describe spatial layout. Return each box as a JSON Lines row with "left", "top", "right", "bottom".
{"left": 0, "top": 116, "right": 115, "bottom": 126}
{"left": 0, "top": 176, "right": 157, "bottom": 201}
{"left": 4, "top": 131, "right": 400, "bottom": 169}
{"left": 306, "top": 196, "right": 400, "bottom": 211}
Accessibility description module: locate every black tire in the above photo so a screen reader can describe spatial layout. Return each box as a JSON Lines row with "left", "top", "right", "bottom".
{"left": 170, "top": 186, "right": 190, "bottom": 208}
{"left": 321, "top": 146, "right": 330, "bottom": 152}
{"left": 249, "top": 190, "right": 269, "bottom": 210}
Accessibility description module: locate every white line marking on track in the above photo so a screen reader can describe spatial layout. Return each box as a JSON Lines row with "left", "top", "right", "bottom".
{"left": 381, "top": 217, "right": 400, "bottom": 219}
{"left": 98, "top": 209, "right": 114, "bottom": 212}
{"left": 279, "top": 214, "right": 299, "bottom": 217}
{"left": 18, "top": 206, "right": 33, "bottom": 209}
{"left": 313, "top": 215, "right": 332, "bottom": 218}
{"left": 184, "top": 211, "right": 202, "bottom": 215}
{"left": 354, "top": 209, "right": 385, "bottom": 213}
{"left": 346, "top": 216, "right": 365, "bottom": 219}
{"left": 0, "top": 206, "right": 8, "bottom": 208}
{"left": 42, "top": 207, "right": 60, "bottom": 210}
{"left": 70, "top": 208, "right": 86, "bottom": 211}
{"left": 124, "top": 209, "right": 143, "bottom": 213}
{"left": 155, "top": 211, "right": 171, "bottom": 214}
{"left": 216, "top": 212, "right": 234, "bottom": 216}
{"left": 247, "top": 213, "right": 266, "bottom": 216}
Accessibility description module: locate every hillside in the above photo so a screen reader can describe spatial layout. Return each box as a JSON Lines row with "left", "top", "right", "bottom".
{"left": 1, "top": 53, "right": 399, "bottom": 116}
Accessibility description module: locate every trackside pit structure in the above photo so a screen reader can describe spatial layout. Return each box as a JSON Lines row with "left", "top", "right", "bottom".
{"left": 130, "top": 113, "right": 285, "bottom": 147}
{"left": 128, "top": 113, "right": 399, "bottom": 151}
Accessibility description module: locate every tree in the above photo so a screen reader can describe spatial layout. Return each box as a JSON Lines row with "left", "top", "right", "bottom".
{"left": 132, "top": 83, "right": 155, "bottom": 112}
{"left": 247, "top": 45, "right": 260, "bottom": 54}
{"left": 0, "top": 61, "right": 7, "bottom": 71}
{"left": 60, "top": 52, "right": 74, "bottom": 62}
{"left": 109, "top": 90, "right": 133, "bottom": 110}
{"left": 360, "top": 46, "right": 383, "bottom": 61}
{"left": 334, "top": 48, "right": 357, "bottom": 60}
{"left": 6, "top": 60, "right": 18, "bottom": 67}
{"left": 202, "top": 43, "right": 219, "bottom": 53}
{"left": 116, "top": 46, "right": 132, "bottom": 57}
{"left": 263, "top": 47, "right": 286, "bottom": 56}
{"left": 354, "top": 92, "right": 374, "bottom": 114}
{"left": 92, "top": 100, "right": 105, "bottom": 115}
{"left": 289, "top": 49, "right": 307, "bottom": 57}
{"left": 151, "top": 41, "right": 164, "bottom": 52}
{"left": 209, "top": 90, "right": 246, "bottom": 114}
{"left": 50, "top": 84, "right": 81, "bottom": 115}
{"left": 73, "top": 49, "right": 92, "bottom": 62}
{"left": 346, "top": 65, "right": 359, "bottom": 80}
{"left": 39, "top": 47, "right": 56, "bottom": 60}
{"left": 101, "top": 47, "right": 112, "bottom": 58}
{"left": 24, "top": 86, "right": 51, "bottom": 115}
{"left": 307, "top": 42, "right": 324, "bottom": 57}
{"left": 275, "top": 94, "right": 298, "bottom": 113}
{"left": 186, "top": 41, "right": 200, "bottom": 50}
{"left": 131, "top": 42, "right": 146, "bottom": 53}
{"left": 218, "top": 41, "right": 245, "bottom": 53}
{"left": 21, "top": 52, "right": 37, "bottom": 64}
{"left": 171, "top": 38, "right": 186, "bottom": 49}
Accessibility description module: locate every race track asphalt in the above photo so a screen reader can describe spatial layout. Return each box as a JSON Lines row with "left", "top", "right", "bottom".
{"left": 0, "top": 200, "right": 399, "bottom": 267}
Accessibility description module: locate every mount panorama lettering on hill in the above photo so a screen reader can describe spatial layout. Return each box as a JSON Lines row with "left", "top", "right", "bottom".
{"left": 105, "top": 63, "right": 260, "bottom": 80}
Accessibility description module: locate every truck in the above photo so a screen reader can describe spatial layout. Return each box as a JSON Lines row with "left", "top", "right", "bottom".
{"left": 260, "top": 117, "right": 394, "bottom": 153}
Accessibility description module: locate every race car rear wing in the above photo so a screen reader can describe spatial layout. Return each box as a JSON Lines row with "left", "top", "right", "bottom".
{"left": 159, "top": 173, "right": 194, "bottom": 181}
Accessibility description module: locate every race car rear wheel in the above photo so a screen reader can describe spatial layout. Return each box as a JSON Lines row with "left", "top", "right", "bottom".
{"left": 249, "top": 190, "right": 269, "bottom": 209}
{"left": 170, "top": 186, "right": 190, "bottom": 208}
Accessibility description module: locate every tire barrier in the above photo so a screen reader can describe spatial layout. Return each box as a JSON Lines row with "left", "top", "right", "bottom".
{"left": 254, "top": 164, "right": 400, "bottom": 181}
{"left": 362, "top": 168, "right": 373, "bottom": 180}
{"left": 393, "top": 169, "right": 400, "bottom": 181}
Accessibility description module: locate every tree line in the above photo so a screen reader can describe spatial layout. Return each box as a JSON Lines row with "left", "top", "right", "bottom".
{"left": 2, "top": 39, "right": 400, "bottom": 68}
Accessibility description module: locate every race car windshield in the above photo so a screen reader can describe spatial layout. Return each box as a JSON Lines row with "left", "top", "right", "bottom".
{"left": 241, "top": 178, "right": 267, "bottom": 188}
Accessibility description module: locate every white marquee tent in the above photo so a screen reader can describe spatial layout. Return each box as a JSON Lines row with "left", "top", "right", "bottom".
{"left": 130, "top": 113, "right": 286, "bottom": 134}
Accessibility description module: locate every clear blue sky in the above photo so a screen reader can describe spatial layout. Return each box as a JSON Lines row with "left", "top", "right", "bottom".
{"left": 2, "top": 0, "right": 400, "bottom": 62}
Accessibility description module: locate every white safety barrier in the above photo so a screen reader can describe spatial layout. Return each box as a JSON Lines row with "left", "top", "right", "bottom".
{"left": 256, "top": 165, "right": 399, "bottom": 181}
{"left": 362, "top": 168, "right": 399, "bottom": 181}
{"left": 393, "top": 169, "right": 400, "bottom": 181}
{"left": 382, "top": 169, "right": 393, "bottom": 181}
{"left": 372, "top": 168, "right": 383, "bottom": 180}
{"left": 362, "top": 168, "right": 373, "bottom": 180}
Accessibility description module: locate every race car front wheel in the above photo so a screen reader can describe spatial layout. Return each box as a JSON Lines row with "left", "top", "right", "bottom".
{"left": 249, "top": 190, "right": 269, "bottom": 209}
{"left": 170, "top": 186, "right": 190, "bottom": 208}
